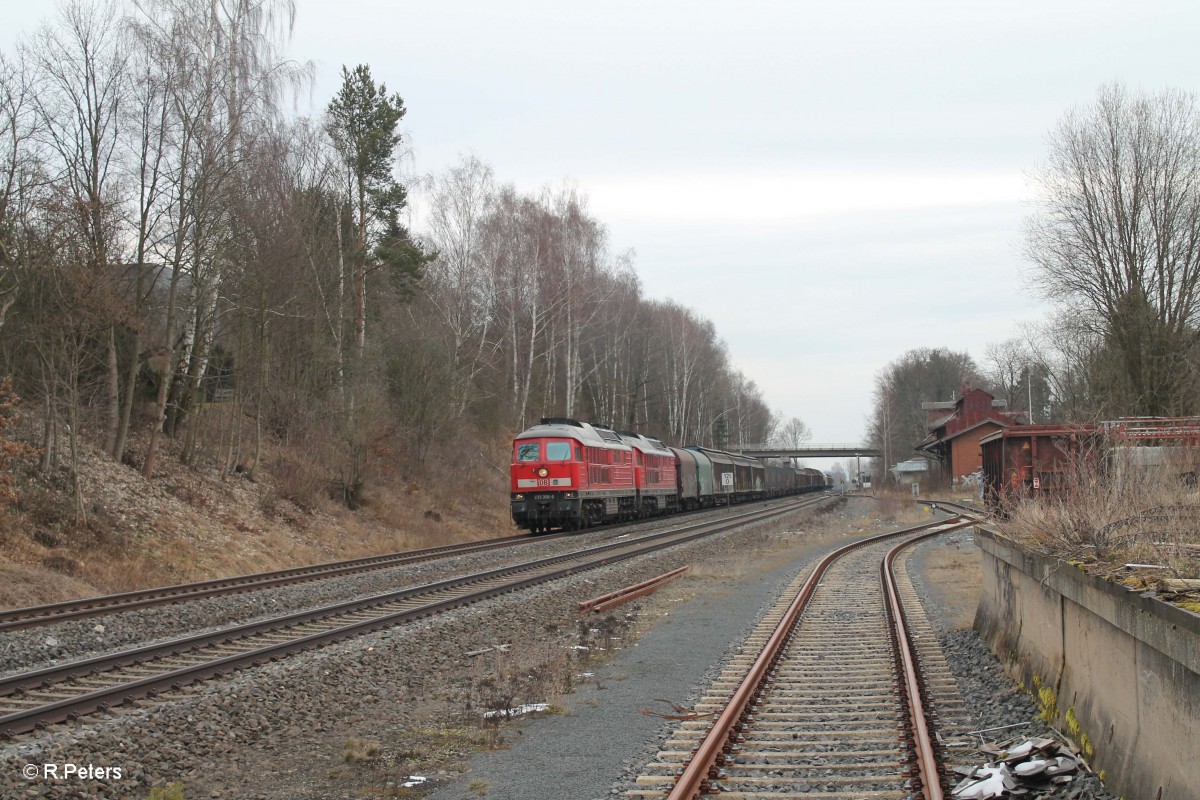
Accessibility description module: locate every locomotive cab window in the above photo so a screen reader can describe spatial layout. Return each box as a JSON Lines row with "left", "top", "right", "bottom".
{"left": 516, "top": 443, "right": 539, "bottom": 462}
{"left": 545, "top": 442, "right": 571, "bottom": 461}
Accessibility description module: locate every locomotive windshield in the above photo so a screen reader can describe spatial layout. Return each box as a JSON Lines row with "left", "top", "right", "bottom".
{"left": 516, "top": 442, "right": 539, "bottom": 461}
{"left": 545, "top": 442, "right": 571, "bottom": 461}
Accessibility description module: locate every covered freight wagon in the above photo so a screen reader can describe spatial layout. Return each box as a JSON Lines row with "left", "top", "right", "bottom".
{"left": 690, "top": 447, "right": 736, "bottom": 504}
{"left": 670, "top": 447, "right": 701, "bottom": 510}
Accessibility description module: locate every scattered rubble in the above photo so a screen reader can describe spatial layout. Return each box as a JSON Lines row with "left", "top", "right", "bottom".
{"left": 953, "top": 736, "right": 1091, "bottom": 798}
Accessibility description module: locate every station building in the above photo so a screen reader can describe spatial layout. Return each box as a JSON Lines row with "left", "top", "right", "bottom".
{"left": 916, "top": 384, "right": 1028, "bottom": 485}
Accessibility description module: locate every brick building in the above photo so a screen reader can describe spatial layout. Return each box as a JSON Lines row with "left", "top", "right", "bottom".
{"left": 916, "top": 384, "right": 1027, "bottom": 484}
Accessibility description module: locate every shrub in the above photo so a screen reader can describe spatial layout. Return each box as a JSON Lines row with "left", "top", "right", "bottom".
{"left": 0, "top": 376, "right": 38, "bottom": 506}
{"left": 342, "top": 737, "right": 381, "bottom": 763}
{"left": 1000, "top": 443, "right": 1200, "bottom": 577}
{"left": 147, "top": 783, "right": 186, "bottom": 800}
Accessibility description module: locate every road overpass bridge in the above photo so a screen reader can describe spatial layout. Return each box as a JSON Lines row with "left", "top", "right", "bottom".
{"left": 735, "top": 444, "right": 882, "bottom": 459}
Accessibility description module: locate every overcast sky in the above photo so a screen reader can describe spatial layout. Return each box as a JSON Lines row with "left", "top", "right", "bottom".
{"left": 5, "top": 0, "right": 1200, "bottom": 445}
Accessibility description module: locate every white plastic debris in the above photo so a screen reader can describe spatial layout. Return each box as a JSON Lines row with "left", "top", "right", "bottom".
{"left": 1013, "top": 758, "right": 1053, "bottom": 777}
{"left": 483, "top": 702, "right": 549, "bottom": 719}
{"left": 953, "top": 737, "right": 1088, "bottom": 799}
{"left": 400, "top": 776, "right": 427, "bottom": 788}
{"left": 952, "top": 765, "right": 1013, "bottom": 799}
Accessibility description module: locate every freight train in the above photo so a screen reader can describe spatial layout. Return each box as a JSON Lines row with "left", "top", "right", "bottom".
{"left": 510, "top": 417, "right": 828, "bottom": 532}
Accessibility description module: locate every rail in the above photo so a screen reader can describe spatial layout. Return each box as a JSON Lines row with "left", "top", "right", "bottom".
{"left": 1, "top": 495, "right": 831, "bottom": 739}
{"left": 0, "top": 532, "right": 551, "bottom": 633}
{"left": 663, "top": 512, "right": 978, "bottom": 799}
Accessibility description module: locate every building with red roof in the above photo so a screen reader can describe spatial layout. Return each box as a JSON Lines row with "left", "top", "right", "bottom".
{"left": 916, "top": 383, "right": 1028, "bottom": 484}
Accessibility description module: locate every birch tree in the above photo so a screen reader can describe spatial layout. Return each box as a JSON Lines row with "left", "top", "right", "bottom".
{"left": 421, "top": 154, "right": 497, "bottom": 416}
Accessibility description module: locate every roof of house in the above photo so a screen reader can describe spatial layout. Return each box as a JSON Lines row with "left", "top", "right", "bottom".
{"left": 918, "top": 417, "right": 1011, "bottom": 452}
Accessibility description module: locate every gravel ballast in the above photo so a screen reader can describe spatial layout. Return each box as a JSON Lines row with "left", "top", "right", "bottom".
{"left": 907, "top": 531, "right": 1116, "bottom": 800}
{"left": 0, "top": 505, "right": 765, "bottom": 679}
{"left": 1, "top": 501, "right": 1120, "bottom": 800}
{"left": 1, "top": 500, "right": 840, "bottom": 799}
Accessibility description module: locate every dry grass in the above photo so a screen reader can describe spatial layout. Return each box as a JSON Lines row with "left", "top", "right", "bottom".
{"left": 999, "top": 448, "right": 1200, "bottom": 583}
{"left": 465, "top": 641, "right": 573, "bottom": 725}
{"left": 856, "top": 488, "right": 930, "bottom": 528}
{"left": 918, "top": 542, "right": 981, "bottom": 630}
{"left": 686, "top": 530, "right": 774, "bottom": 582}
{"left": 0, "top": 404, "right": 512, "bottom": 609}
{"left": 342, "top": 737, "right": 382, "bottom": 763}
{"left": 0, "top": 563, "right": 98, "bottom": 608}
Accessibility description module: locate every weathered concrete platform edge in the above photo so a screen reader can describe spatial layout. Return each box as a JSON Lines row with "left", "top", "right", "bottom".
{"left": 976, "top": 527, "right": 1200, "bottom": 672}
{"left": 974, "top": 526, "right": 1200, "bottom": 800}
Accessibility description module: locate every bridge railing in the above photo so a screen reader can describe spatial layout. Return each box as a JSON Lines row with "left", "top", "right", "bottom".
{"left": 737, "top": 443, "right": 872, "bottom": 452}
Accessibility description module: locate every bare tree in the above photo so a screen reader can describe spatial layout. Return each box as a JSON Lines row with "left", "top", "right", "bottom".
{"left": 773, "top": 415, "right": 812, "bottom": 449}
{"left": 110, "top": 37, "right": 171, "bottom": 465}
{"left": 866, "top": 347, "right": 979, "bottom": 468}
{"left": 130, "top": 0, "right": 305, "bottom": 476}
{"left": 1025, "top": 84, "right": 1200, "bottom": 416}
{"left": 31, "top": 0, "right": 130, "bottom": 459}
{"left": 421, "top": 154, "right": 497, "bottom": 416}
{"left": 0, "top": 53, "right": 39, "bottom": 336}
{"left": 981, "top": 337, "right": 1054, "bottom": 423}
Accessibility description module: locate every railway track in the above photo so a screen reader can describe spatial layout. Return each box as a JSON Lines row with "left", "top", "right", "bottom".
{"left": 630, "top": 511, "right": 983, "bottom": 800}
{"left": 0, "top": 496, "right": 824, "bottom": 634}
{"left": 0, "top": 494, "right": 830, "bottom": 739}
{"left": 0, "top": 530, "right": 559, "bottom": 634}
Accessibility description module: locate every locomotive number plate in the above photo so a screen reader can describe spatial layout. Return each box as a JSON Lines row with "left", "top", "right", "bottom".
{"left": 517, "top": 478, "right": 573, "bottom": 488}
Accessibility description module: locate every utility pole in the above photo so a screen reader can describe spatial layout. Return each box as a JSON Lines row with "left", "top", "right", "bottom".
{"left": 1026, "top": 366, "right": 1035, "bottom": 424}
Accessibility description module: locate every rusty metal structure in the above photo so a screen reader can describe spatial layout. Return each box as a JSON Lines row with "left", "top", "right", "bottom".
{"left": 980, "top": 417, "right": 1200, "bottom": 508}
{"left": 577, "top": 566, "right": 689, "bottom": 614}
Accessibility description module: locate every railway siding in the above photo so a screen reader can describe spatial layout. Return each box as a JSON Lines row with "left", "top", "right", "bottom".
{"left": 975, "top": 527, "right": 1200, "bottom": 800}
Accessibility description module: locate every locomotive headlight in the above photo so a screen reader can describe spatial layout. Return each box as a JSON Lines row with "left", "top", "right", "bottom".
{"left": 537, "top": 467, "right": 549, "bottom": 478}
{"left": 514, "top": 493, "right": 525, "bottom": 500}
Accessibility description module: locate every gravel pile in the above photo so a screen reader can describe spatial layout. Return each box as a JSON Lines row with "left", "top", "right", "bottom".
{"left": 1, "top": 502, "right": 829, "bottom": 799}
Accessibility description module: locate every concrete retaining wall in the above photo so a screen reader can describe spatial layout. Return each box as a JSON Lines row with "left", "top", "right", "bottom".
{"left": 974, "top": 528, "right": 1200, "bottom": 800}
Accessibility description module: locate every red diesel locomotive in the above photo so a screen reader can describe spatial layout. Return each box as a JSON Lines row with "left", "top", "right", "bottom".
{"left": 510, "top": 417, "right": 827, "bottom": 532}
{"left": 510, "top": 417, "right": 635, "bottom": 532}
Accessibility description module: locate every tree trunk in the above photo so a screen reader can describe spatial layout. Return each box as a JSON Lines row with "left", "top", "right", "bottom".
{"left": 104, "top": 325, "right": 120, "bottom": 458}
{"left": 67, "top": 379, "right": 86, "bottom": 524}
{"left": 113, "top": 328, "right": 140, "bottom": 464}
{"left": 39, "top": 383, "right": 56, "bottom": 473}
{"left": 143, "top": 369, "right": 169, "bottom": 479}
{"left": 249, "top": 309, "right": 268, "bottom": 478}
